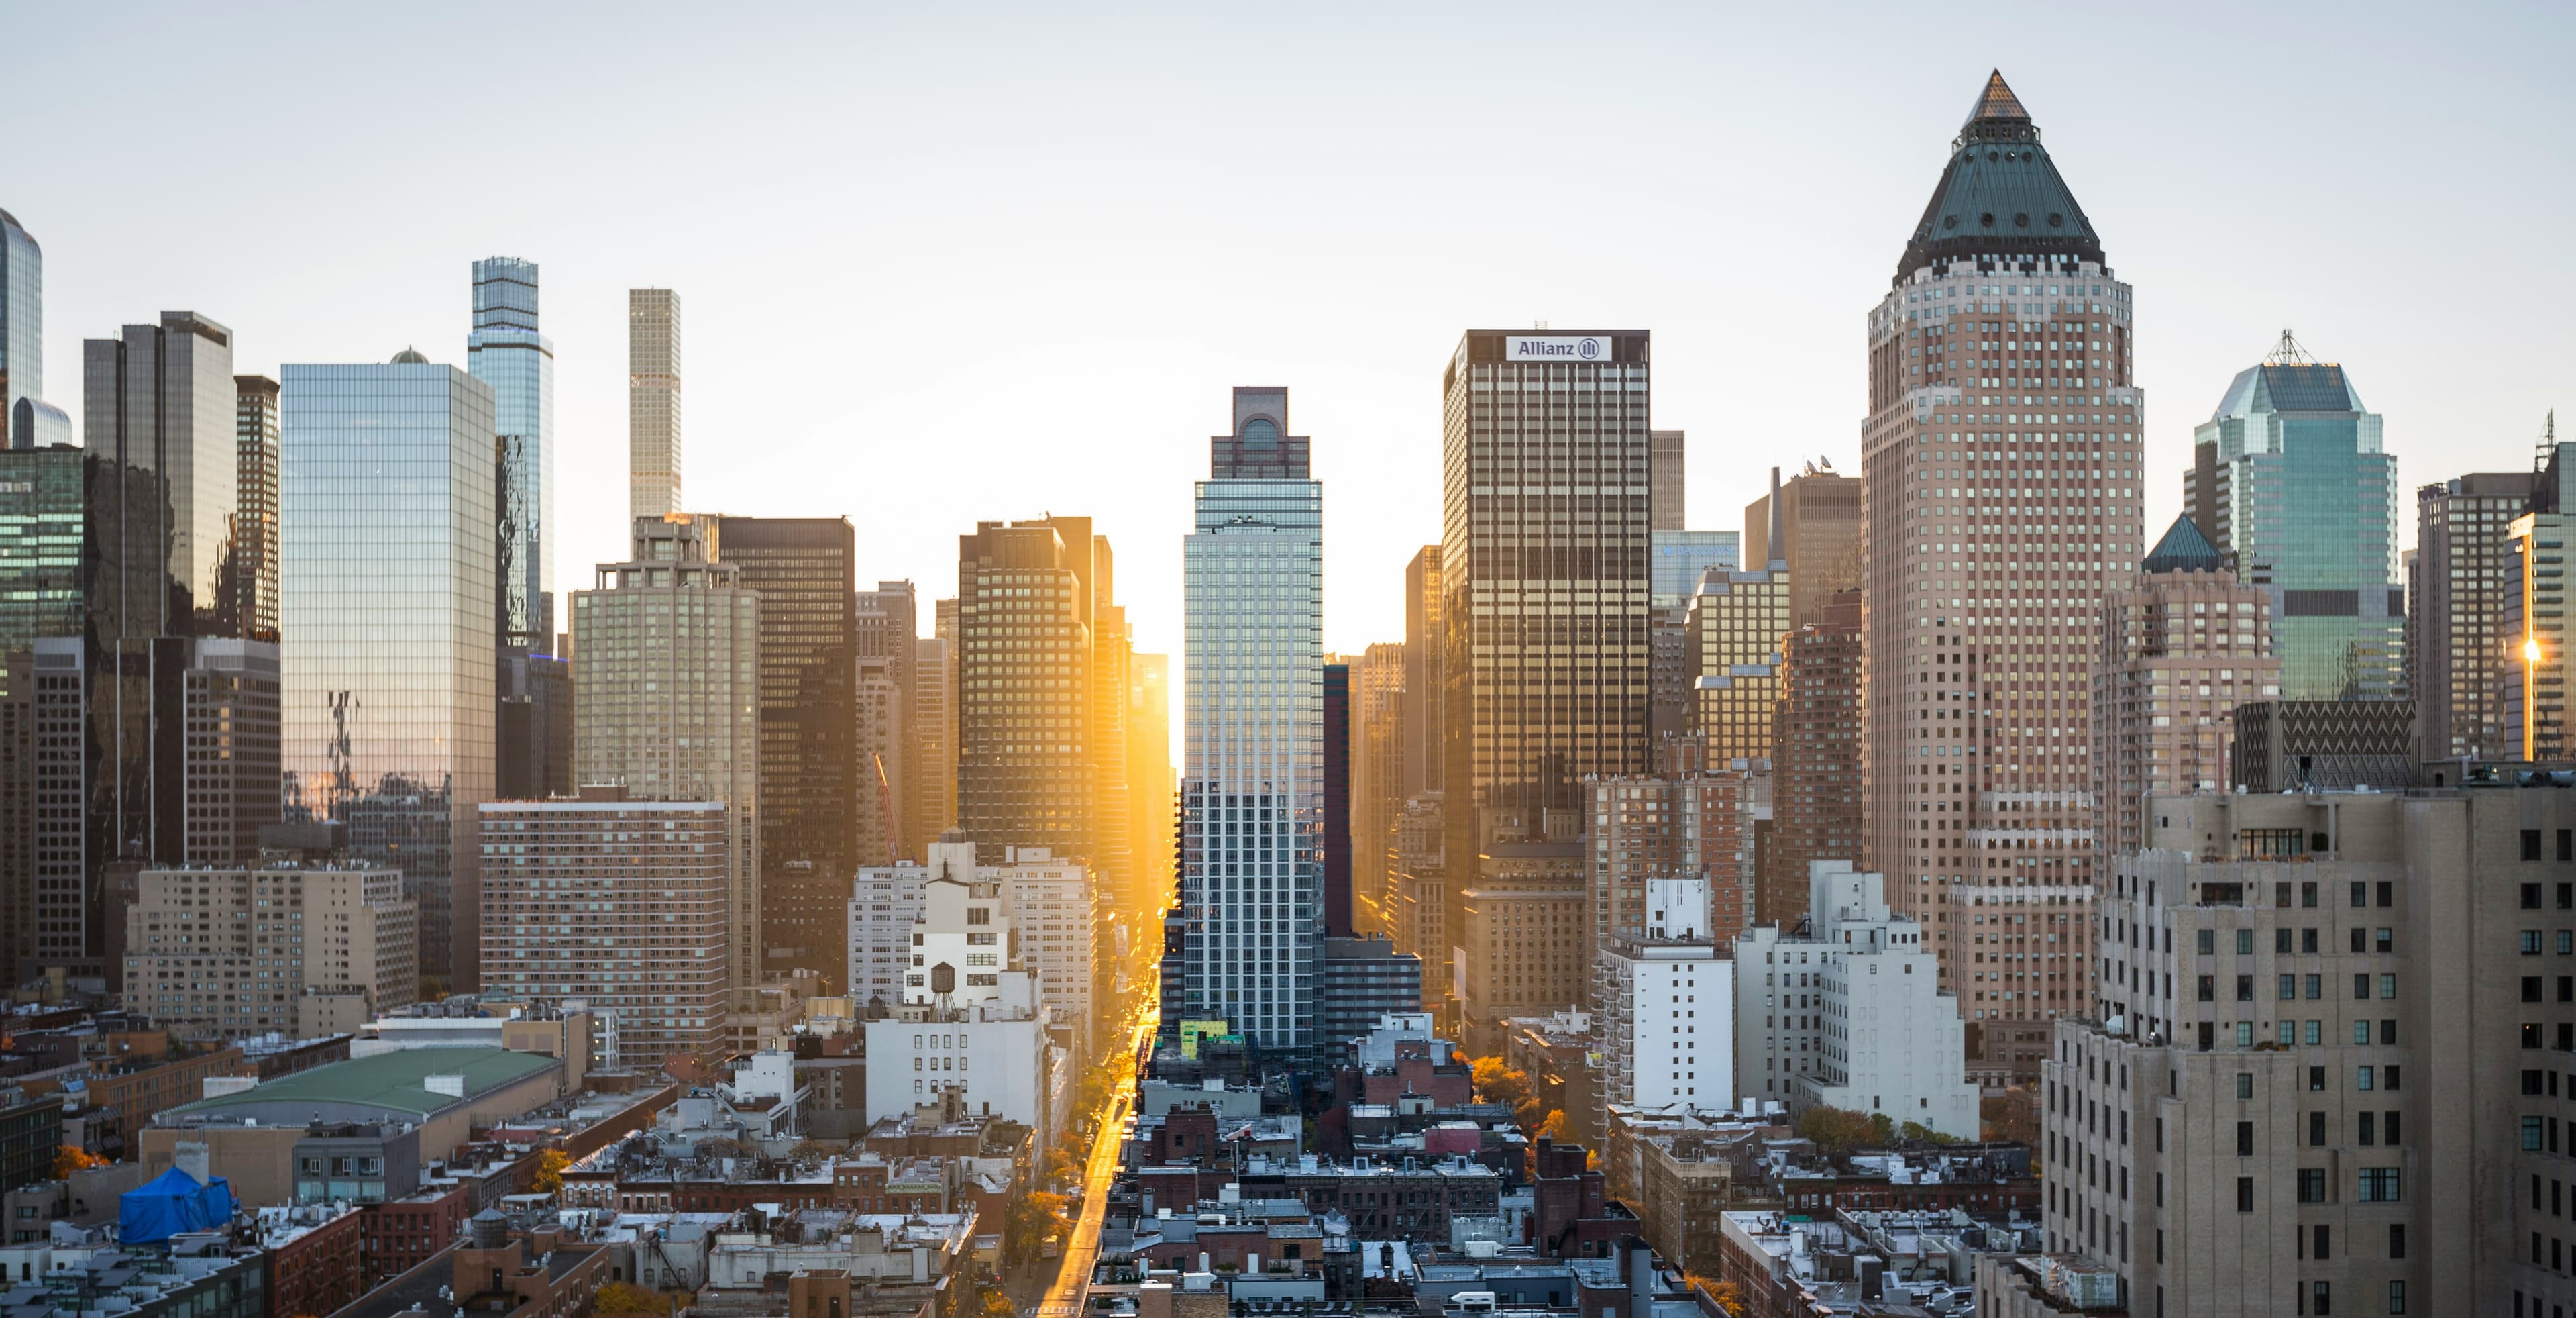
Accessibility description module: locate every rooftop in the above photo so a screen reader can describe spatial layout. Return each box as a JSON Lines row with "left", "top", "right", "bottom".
{"left": 162, "top": 1046, "right": 555, "bottom": 1123}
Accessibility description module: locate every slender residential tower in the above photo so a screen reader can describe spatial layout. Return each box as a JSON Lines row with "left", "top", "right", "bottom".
{"left": 1861, "top": 73, "right": 2145, "bottom": 1077}
{"left": 629, "top": 289, "right": 682, "bottom": 522}
{"left": 1169, "top": 387, "right": 1325, "bottom": 1060}
{"left": 468, "top": 257, "right": 555, "bottom": 651}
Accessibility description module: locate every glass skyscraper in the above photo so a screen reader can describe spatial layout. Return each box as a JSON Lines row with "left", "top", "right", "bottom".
{"left": 2186, "top": 335, "right": 2401, "bottom": 701}
{"left": 1171, "top": 387, "right": 1324, "bottom": 1060}
{"left": 83, "top": 313, "right": 239, "bottom": 636}
{"left": 0, "top": 209, "right": 38, "bottom": 436}
{"left": 467, "top": 257, "right": 554, "bottom": 650}
{"left": 280, "top": 352, "right": 496, "bottom": 991}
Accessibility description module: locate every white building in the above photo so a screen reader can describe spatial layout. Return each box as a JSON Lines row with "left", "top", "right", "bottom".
{"left": 849, "top": 833, "right": 1097, "bottom": 1048}
{"left": 1733, "top": 861, "right": 1975, "bottom": 1138}
{"left": 1594, "top": 877, "right": 1734, "bottom": 1136}
{"left": 859, "top": 843, "right": 1063, "bottom": 1142}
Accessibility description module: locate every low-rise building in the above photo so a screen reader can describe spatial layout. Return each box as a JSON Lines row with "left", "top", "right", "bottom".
{"left": 1733, "top": 861, "right": 1975, "bottom": 1138}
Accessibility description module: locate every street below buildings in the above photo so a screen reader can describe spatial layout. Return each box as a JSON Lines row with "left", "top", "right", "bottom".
{"left": 1020, "top": 1003, "right": 1153, "bottom": 1315}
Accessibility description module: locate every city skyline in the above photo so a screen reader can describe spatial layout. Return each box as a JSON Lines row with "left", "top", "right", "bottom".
{"left": 5, "top": 8, "right": 2567, "bottom": 691}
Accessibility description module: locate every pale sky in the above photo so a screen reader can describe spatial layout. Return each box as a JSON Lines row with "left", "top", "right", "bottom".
{"left": 11, "top": 1, "right": 2572, "bottom": 693}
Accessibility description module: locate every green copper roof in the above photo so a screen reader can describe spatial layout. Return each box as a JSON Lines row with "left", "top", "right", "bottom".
{"left": 2143, "top": 515, "right": 2226, "bottom": 575}
{"left": 167, "top": 1046, "right": 557, "bottom": 1119}
{"left": 1896, "top": 72, "right": 2105, "bottom": 285}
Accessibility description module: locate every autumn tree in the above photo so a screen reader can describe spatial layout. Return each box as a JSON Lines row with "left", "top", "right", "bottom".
{"left": 54, "top": 1146, "right": 105, "bottom": 1179}
{"left": 1469, "top": 1056, "right": 1533, "bottom": 1109}
{"left": 1795, "top": 1104, "right": 1878, "bottom": 1155}
{"left": 1534, "top": 1109, "right": 1572, "bottom": 1143}
{"left": 532, "top": 1148, "right": 571, "bottom": 1195}
{"left": 592, "top": 1281, "right": 663, "bottom": 1315}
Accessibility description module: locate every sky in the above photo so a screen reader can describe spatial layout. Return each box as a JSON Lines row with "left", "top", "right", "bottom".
{"left": 10, "top": 3, "right": 2573, "bottom": 708}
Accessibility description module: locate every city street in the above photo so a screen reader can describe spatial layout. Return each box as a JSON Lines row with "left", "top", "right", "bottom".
{"left": 1024, "top": 1005, "right": 1153, "bottom": 1315}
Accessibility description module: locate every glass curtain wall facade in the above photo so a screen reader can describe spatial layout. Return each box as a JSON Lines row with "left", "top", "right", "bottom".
{"left": 2187, "top": 345, "right": 2402, "bottom": 701}
{"left": 468, "top": 257, "right": 555, "bottom": 652}
{"left": 1173, "top": 387, "right": 1324, "bottom": 1060}
{"left": 956, "top": 517, "right": 1097, "bottom": 869}
{"left": 232, "top": 376, "right": 280, "bottom": 642}
{"left": 280, "top": 355, "right": 497, "bottom": 991}
{"left": 0, "top": 209, "right": 37, "bottom": 432}
{"left": 83, "top": 313, "right": 239, "bottom": 638}
{"left": 711, "top": 515, "right": 856, "bottom": 987}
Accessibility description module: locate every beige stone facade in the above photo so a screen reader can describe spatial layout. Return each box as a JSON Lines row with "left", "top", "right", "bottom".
{"left": 124, "top": 860, "right": 415, "bottom": 1040}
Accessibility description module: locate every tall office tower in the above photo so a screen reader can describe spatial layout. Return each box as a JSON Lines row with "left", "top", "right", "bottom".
{"left": 1765, "top": 589, "right": 1864, "bottom": 929}
{"left": 1861, "top": 74, "right": 2143, "bottom": 1075}
{"left": 627, "top": 289, "right": 682, "bottom": 522}
{"left": 468, "top": 258, "right": 555, "bottom": 652}
{"left": 2092, "top": 516, "right": 2279, "bottom": 855}
{"left": 1171, "top": 387, "right": 1324, "bottom": 1058}
{"left": 1127, "top": 650, "right": 1173, "bottom": 909}
{"left": 495, "top": 649, "right": 571, "bottom": 801}
{"left": 0, "top": 209, "right": 40, "bottom": 432}
{"left": 1440, "top": 328, "right": 1654, "bottom": 1007}
{"left": 125, "top": 837, "right": 415, "bottom": 1040}
{"left": 703, "top": 516, "right": 855, "bottom": 984}
{"left": 855, "top": 581, "right": 916, "bottom": 861}
{"left": 1322, "top": 660, "right": 1352, "bottom": 937}
{"left": 1731, "top": 861, "right": 1976, "bottom": 1135}
{"left": 2186, "top": 334, "right": 2402, "bottom": 701}
{"left": 478, "top": 790, "right": 731, "bottom": 1064}
{"left": 1593, "top": 876, "right": 1730, "bottom": 1133}
{"left": 180, "top": 638, "right": 282, "bottom": 864}
{"left": 231, "top": 376, "right": 280, "bottom": 642}
{"left": 1742, "top": 463, "right": 1864, "bottom": 633}
{"left": 85, "top": 313, "right": 241, "bottom": 638}
{"left": 2053, "top": 787, "right": 2569, "bottom": 1312}
{"left": 1402, "top": 546, "right": 1444, "bottom": 800}
{"left": 1089, "top": 547, "right": 1137, "bottom": 909}
{"left": 1352, "top": 643, "right": 1406, "bottom": 935}
{"left": 1648, "top": 530, "right": 1740, "bottom": 747}
{"left": 927, "top": 637, "right": 968, "bottom": 846}
{"left": 1587, "top": 773, "right": 1756, "bottom": 967}
{"left": 2414, "top": 472, "right": 2534, "bottom": 762}
{"left": 572, "top": 514, "right": 762, "bottom": 995}
{"left": 855, "top": 657, "right": 902, "bottom": 864}
{"left": 957, "top": 517, "right": 1105, "bottom": 876}
{"left": 1686, "top": 474, "right": 1790, "bottom": 768}
{"left": 2508, "top": 435, "right": 2576, "bottom": 760}
{"left": 0, "top": 445, "right": 98, "bottom": 978}
{"left": 281, "top": 351, "right": 496, "bottom": 991}
{"left": 1649, "top": 429, "right": 1687, "bottom": 531}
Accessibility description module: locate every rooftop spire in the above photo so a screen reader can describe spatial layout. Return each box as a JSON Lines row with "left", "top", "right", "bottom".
{"left": 1964, "top": 70, "right": 2031, "bottom": 130}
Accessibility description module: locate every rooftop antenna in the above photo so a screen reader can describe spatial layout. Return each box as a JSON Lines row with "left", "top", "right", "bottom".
{"left": 2265, "top": 329, "right": 2316, "bottom": 366}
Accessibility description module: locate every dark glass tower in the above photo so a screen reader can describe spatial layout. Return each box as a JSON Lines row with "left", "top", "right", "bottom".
{"left": 715, "top": 515, "right": 858, "bottom": 986}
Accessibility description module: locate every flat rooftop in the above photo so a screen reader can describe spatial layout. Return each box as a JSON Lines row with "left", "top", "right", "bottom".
{"left": 164, "top": 1047, "right": 556, "bottom": 1123}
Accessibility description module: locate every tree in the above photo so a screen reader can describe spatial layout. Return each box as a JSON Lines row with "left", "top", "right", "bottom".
{"left": 1897, "top": 1120, "right": 1958, "bottom": 1146}
{"left": 973, "top": 1288, "right": 1016, "bottom": 1318}
{"left": 54, "top": 1146, "right": 105, "bottom": 1179}
{"left": 1534, "top": 1109, "right": 1572, "bottom": 1143}
{"left": 1795, "top": 1105, "right": 1877, "bottom": 1156}
{"left": 1690, "top": 1278, "right": 1748, "bottom": 1317}
{"left": 1004, "top": 1188, "right": 1070, "bottom": 1256}
{"left": 1469, "top": 1056, "right": 1532, "bottom": 1110}
{"left": 532, "top": 1148, "right": 571, "bottom": 1195}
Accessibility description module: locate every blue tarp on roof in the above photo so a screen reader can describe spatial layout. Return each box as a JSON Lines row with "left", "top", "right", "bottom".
{"left": 119, "top": 1166, "right": 235, "bottom": 1244}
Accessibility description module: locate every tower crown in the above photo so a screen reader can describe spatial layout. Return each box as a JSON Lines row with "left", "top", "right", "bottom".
{"left": 1896, "top": 71, "right": 2104, "bottom": 285}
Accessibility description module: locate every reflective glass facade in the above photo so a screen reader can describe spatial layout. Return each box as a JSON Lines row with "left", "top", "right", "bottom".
{"left": 280, "top": 359, "right": 496, "bottom": 991}
{"left": 2188, "top": 358, "right": 2401, "bottom": 701}
{"left": 1173, "top": 387, "right": 1324, "bottom": 1059}
{"left": 714, "top": 515, "right": 855, "bottom": 986}
{"left": 83, "top": 313, "right": 239, "bottom": 637}
{"left": 468, "top": 258, "right": 555, "bottom": 650}
{"left": 0, "top": 210, "right": 39, "bottom": 439}
{"left": 233, "top": 376, "right": 280, "bottom": 642}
